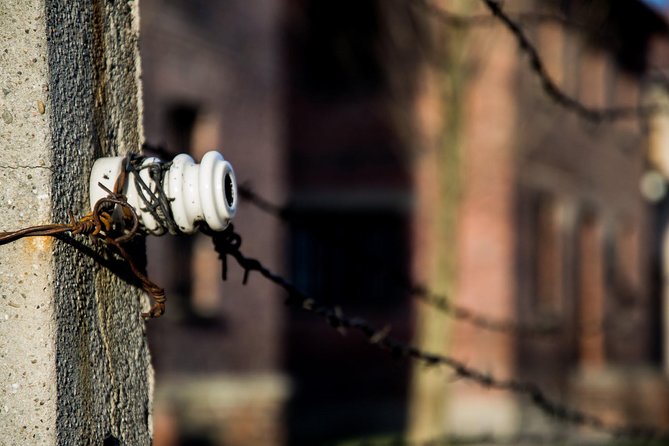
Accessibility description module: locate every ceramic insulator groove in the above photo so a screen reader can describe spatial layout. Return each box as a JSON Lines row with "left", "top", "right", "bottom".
{"left": 89, "top": 151, "right": 237, "bottom": 235}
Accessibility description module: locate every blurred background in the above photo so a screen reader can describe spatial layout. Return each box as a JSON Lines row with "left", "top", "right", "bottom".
{"left": 138, "top": 0, "right": 669, "bottom": 444}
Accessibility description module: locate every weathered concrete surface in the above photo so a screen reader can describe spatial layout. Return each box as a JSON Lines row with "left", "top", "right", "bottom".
{"left": 0, "top": 1, "right": 151, "bottom": 445}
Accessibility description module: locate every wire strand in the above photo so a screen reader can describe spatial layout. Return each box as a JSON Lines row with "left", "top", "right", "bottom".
{"left": 477, "top": 0, "right": 659, "bottom": 123}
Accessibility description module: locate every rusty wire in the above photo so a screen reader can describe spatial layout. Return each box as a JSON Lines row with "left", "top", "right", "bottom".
{"left": 0, "top": 194, "right": 129, "bottom": 245}
{"left": 203, "top": 224, "right": 667, "bottom": 442}
{"left": 0, "top": 155, "right": 166, "bottom": 319}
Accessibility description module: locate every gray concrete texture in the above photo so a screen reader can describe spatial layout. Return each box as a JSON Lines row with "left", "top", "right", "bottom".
{"left": 0, "top": 1, "right": 151, "bottom": 445}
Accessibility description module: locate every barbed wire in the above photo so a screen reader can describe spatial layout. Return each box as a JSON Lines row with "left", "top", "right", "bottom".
{"left": 239, "top": 184, "right": 611, "bottom": 337}
{"left": 414, "top": 0, "right": 662, "bottom": 123}
{"left": 203, "top": 223, "right": 667, "bottom": 442}
{"left": 480, "top": 0, "right": 662, "bottom": 123}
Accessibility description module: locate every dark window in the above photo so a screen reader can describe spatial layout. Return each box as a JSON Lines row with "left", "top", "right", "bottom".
{"left": 290, "top": 210, "right": 409, "bottom": 309}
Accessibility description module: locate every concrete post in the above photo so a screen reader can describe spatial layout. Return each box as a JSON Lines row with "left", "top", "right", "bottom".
{"left": 0, "top": 1, "right": 151, "bottom": 445}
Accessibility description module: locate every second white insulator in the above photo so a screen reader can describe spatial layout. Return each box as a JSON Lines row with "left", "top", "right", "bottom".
{"left": 89, "top": 150, "right": 237, "bottom": 235}
{"left": 165, "top": 151, "right": 237, "bottom": 233}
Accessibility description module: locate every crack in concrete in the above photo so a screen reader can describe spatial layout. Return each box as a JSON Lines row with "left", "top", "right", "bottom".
{"left": 0, "top": 164, "right": 54, "bottom": 171}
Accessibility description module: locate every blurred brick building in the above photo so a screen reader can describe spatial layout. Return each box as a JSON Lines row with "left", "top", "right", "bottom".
{"left": 409, "top": 0, "right": 669, "bottom": 441}
{"left": 138, "top": 0, "right": 669, "bottom": 445}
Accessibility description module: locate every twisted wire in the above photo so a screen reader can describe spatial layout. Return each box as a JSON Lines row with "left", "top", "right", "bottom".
{"left": 126, "top": 154, "right": 180, "bottom": 235}
{"left": 0, "top": 157, "right": 166, "bottom": 318}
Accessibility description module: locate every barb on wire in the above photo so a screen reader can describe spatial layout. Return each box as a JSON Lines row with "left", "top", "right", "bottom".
{"left": 203, "top": 224, "right": 667, "bottom": 442}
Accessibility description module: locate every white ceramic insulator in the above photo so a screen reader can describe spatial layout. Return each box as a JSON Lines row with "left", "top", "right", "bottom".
{"left": 89, "top": 151, "right": 237, "bottom": 235}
